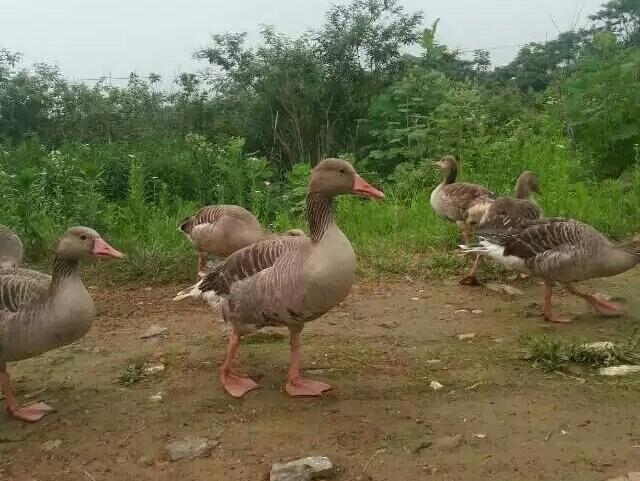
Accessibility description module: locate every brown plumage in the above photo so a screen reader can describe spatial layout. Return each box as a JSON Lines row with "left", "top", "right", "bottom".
{"left": 0, "top": 227, "right": 123, "bottom": 422}
{"left": 429, "top": 155, "right": 495, "bottom": 284}
{"left": 174, "top": 158, "right": 384, "bottom": 398}
{"left": 0, "top": 225, "right": 23, "bottom": 269}
{"left": 465, "top": 218, "right": 640, "bottom": 323}
{"left": 469, "top": 171, "right": 543, "bottom": 231}
{"left": 179, "top": 205, "right": 266, "bottom": 277}
{"left": 429, "top": 157, "right": 495, "bottom": 223}
{"left": 514, "top": 171, "right": 540, "bottom": 199}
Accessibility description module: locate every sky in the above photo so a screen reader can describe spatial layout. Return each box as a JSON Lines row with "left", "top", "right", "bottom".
{"left": 2, "top": 0, "right": 604, "bottom": 86}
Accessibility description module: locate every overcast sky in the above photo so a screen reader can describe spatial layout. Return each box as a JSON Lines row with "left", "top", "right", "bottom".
{"left": 3, "top": 0, "right": 604, "bottom": 85}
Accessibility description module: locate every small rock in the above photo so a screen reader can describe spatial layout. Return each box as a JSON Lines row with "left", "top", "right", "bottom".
{"left": 599, "top": 365, "right": 640, "bottom": 376}
{"left": 42, "top": 439, "right": 62, "bottom": 451}
{"left": 140, "top": 324, "right": 168, "bottom": 339}
{"left": 145, "top": 364, "right": 165, "bottom": 374}
{"left": 433, "top": 435, "right": 463, "bottom": 451}
{"left": 454, "top": 309, "right": 470, "bottom": 314}
{"left": 378, "top": 322, "right": 398, "bottom": 329}
{"left": 486, "top": 283, "right": 524, "bottom": 296}
{"left": 420, "top": 465, "right": 439, "bottom": 475}
{"left": 473, "top": 433, "right": 487, "bottom": 439}
{"left": 457, "top": 333, "right": 476, "bottom": 341}
{"left": 582, "top": 341, "right": 615, "bottom": 351}
{"left": 593, "top": 292, "right": 614, "bottom": 302}
{"left": 411, "top": 297, "right": 420, "bottom": 301}
{"left": 166, "top": 436, "right": 217, "bottom": 461}
{"left": 306, "top": 368, "right": 334, "bottom": 375}
{"left": 606, "top": 473, "right": 640, "bottom": 481}
{"left": 270, "top": 456, "right": 334, "bottom": 481}
{"left": 425, "top": 359, "right": 441, "bottom": 365}
{"left": 149, "top": 393, "right": 163, "bottom": 402}
{"left": 471, "top": 309, "right": 483, "bottom": 315}
{"left": 429, "top": 381, "right": 444, "bottom": 391}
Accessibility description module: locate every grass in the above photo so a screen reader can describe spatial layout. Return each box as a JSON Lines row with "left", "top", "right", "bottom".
{"left": 118, "top": 361, "right": 148, "bottom": 387}
{"left": 523, "top": 331, "right": 640, "bottom": 372}
{"left": 2, "top": 128, "right": 640, "bottom": 284}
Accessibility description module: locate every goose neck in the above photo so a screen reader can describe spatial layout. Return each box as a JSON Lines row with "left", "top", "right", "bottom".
{"left": 515, "top": 179, "right": 530, "bottom": 199}
{"left": 444, "top": 164, "right": 457, "bottom": 185}
{"left": 49, "top": 255, "right": 81, "bottom": 294}
{"left": 306, "top": 192, "right": 335, "bottom": 243}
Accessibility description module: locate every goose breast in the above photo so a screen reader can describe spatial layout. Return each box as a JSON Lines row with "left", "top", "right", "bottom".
{"left": 0, "top": 269, "right": 94, "bottom": 362}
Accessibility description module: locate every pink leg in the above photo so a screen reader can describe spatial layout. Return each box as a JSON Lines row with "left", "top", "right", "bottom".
{"left": 542, "top": 282, "right": 572, "bottom": 323}
{"left": 459, "top": 254, "right": 481, "bottom": 286}
{"left": 285, "top": 330, "right": 331, "bottom": 397}
{"left": 566, "top": 283, "right": 622, "bottom": 317}
{"left": 1, "top": 367, "right": 53, "bottom": 422}
{"left": 197, "top": 252, "right": 206, "bottom": 278}
{"left": 458, "top": 226, "right": 480, "bottom": 286}
{"left": 218, "top": 331, "right": 258, "bottom": 398}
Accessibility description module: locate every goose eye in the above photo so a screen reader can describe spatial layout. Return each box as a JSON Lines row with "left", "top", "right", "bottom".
{"left": 80, "top": 235, "right": 87, "bottom": 241}
{"left": 339, "top": 168, "right": 346, "bottom": 174}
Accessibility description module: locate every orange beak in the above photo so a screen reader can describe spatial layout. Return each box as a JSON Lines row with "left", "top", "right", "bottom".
{"left": 353, "top": 174, "right": 385, "bottom": 200}
{"left": 92, "top": 238, "right": 124, "bottom": 259}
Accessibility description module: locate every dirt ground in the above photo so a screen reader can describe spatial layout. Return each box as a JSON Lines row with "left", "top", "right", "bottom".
{"left": 1, "top": 270, "right": 640, "bottom": 481}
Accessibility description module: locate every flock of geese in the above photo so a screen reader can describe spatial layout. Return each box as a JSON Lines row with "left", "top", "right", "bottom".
{"left": 0, "top": 157, "right": 638, "bottom": 422}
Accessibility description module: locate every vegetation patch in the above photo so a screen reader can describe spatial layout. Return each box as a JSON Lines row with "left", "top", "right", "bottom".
{"left": 523, "top": 332, "right": 640, "bottom": 372}
{"left": 1, "top": 1, "right": 639, "bottom": 282}
{"left": 118, "top": 361, "right": 148, "bottom": 387}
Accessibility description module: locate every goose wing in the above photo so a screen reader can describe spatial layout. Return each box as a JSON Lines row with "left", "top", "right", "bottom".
{"left": 0, "top": 268, "right": 50, "bottom": 313}
{"left": 476, "top": 219, "right": 609, "bottom": 272}
{"left": 179, "top": 205, "right": 258, "bottom": 234}
{"left": 198, "top": 233, "right": 308, "bottom": 296}
{"left": 478, "top": 198, "right": 542, "bottom": 231}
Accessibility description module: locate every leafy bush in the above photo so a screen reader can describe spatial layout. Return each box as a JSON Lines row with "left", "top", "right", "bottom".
{"left": 1, "top": 1, "right": 640, "bottom": 282}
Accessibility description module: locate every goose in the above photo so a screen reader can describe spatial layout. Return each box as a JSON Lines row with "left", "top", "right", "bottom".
{"left": 465, "top": 171, "right": 542, "bottom": 282}
{"left": 174, "top": 159, "right": 384, "bottom": 398}
{"left": 514, "top": 171, "right": 540, "bottom": 200}
{"left": 179, "top": 205, "right": 266, "bottom": 278}
{"left": 460, "top": 218, "right": 640, "bottom": 323}
{"left": 0, "top": 225, "right": 23, "bottom": 268}
{"left": 430, "top": 155, "right": 496, "bottom": 285}
{"left": 467, "top": 171, "right": 542, "bottom": 231}
{"left": 0, "top": 227, "right": 123, "bottom": 421}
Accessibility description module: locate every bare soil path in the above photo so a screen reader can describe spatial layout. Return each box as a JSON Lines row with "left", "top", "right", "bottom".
{"left": 1, "top": 272, "right": 640, "bottom": 481}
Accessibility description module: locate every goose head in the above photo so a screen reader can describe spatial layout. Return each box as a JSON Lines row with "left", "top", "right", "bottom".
{"left": 515, "top": 171, "right": 540, "bottom": 198}
{"left": 308, "top": 159, "right": 384, "bottom": 200}
{"left": 432, "top": 155, "right": 458, "bottom": 184}
{"left": 57, "top": 227, "right": 124, "bottom": 261}
{"left": 432, "top": 155, "right": 457, "bottom": 171}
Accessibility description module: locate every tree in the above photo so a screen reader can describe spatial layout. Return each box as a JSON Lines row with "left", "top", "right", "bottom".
{"left": 194, "top": 0, "right": 423, "bottom": 168}
{"left": 561, "top": 35, "right": 640, "bottom": 175}
{"left": 473, "top": 49, "right": 491, "bottom": 76}
{"left": 493, "top": 30, "right": 588, "bottom": 92}
{"left": 590, "top": 0, "right": 640, "bottom": 46}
